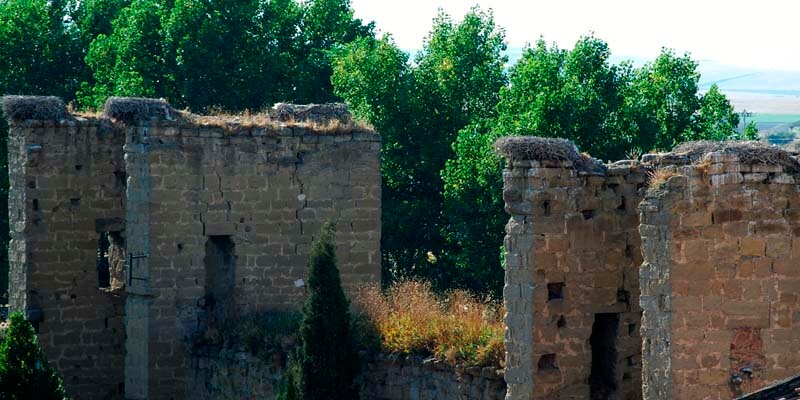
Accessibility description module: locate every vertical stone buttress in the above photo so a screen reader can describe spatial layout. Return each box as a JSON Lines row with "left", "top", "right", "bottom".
{"left": 638, "top": 181, "right": 675, "bottom": 400}
{"left": 7, "top": 123, "right": 29, "bottom": 311}
{"left": 124, "top": 125, "right": 152, "bottom": 399}
{"left": 502, "top": 160, "right": 536, "bottom": 400}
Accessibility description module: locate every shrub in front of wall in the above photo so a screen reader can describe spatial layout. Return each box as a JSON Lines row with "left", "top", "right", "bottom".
{"left": 297, "top": 221, "right": 359, "bottom": 400}
{"left": 0, "top": 312, "right": 68, "bottom": 400}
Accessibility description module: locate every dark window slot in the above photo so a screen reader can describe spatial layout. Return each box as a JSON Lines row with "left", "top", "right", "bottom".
{"left": 590, "top": 313, "right": 620, "bottom": 400}
{"left": 537, "top": 354, "right": 558, "bottom": 372}
{"left": 204, "top": 235, "right": 236, "bottom": 328}
{"left": 547, "top": 282, "right": 565, "bottom": 301}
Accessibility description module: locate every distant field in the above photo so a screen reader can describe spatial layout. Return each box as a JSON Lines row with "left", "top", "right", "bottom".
{"left": 726, "top": 91, "right": 800, "bottom": 115}
{"left": 749, "top": 114, "right": 800, "bottom": 123}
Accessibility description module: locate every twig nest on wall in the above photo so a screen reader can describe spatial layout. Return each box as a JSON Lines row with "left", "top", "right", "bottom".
{"left": 102, "top": 97, "right": 177, "bottom": 123}
{"left": 1, "top": 95, "right": 68, "bottom": 122}
{"left": 494, "top": 136, "right": 607, "bottom": 173}
{"left": 673, "top": 140, "right": 800, "bottom": 172}
{"left": 270, "top": 103, "right": 352, "bottom": 125}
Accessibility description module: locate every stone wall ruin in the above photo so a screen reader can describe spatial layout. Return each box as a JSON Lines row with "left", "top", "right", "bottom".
{"left": 498, "top": 137, "right": 644, "bottom": 400}
{"left": 498, "top": 137, "right": 800, "bottom": 400}
{"left": 3, "top": 96, "right": 381, "bottom": 400}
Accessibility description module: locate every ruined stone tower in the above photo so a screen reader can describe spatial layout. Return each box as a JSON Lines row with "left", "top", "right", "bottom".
{"left": 3, "top": 96, "right": 381, "bottom": 400}
{"left": 497, "top": 137, "right": 800, "bottom": 400}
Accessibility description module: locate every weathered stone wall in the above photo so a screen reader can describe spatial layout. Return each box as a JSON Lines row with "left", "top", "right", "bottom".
{"left": 361, "top": 355, "right": 506, "bottom": 400}
{"left": 639, "top": 148, "right": 800, "bottom": 399}
{"left": 6, "top": 117, "right": 127, "bottom": 399}
{"left": 135, "top": 119, "right": 381, "bottom": 399}
{"left": 186, "top": 352, "right": 505, "bottom": 400}
{"left": 498, "top": 138, "right": 645, "bottom": 400}
{"left": 498, "top": 137, "right": 800, "bottom": 400}
{"left": 4, "top": 96, "right": 381, "bottom": 400}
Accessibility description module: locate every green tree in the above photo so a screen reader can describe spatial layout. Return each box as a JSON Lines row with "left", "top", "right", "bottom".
{"left": 742, "top": 121, "right": 759, "bottom": 140}
{"left": 277, "top": 352, "right": 301, "bottom": 400}
{"left": 690, "top": 84, "right": 741, "bottom": 141}
{"left": 332, "top": 7, "right": 507, "bottom": 291}
{"left": 293, "top": 0, "right": 373, "bottom": 103}
{"left": 78, "top": 0, "right": 171, "bottom": 109}
{"left": 297, "top": 221, "right": 358, "bottom": 399}
{"left": 0, "top": 312, "right": 67, "bottom": 400}
{"left": 72, "top": 0, "right": 130, "bottom": 44}
{"left": 0, "top": 0, "right": 83, "bottom": 100}
{"left": 441, "top": 37, "right": 744, "bottom": 295}
{"left": 163, "top": 0, "right": 289, "bottom": 111}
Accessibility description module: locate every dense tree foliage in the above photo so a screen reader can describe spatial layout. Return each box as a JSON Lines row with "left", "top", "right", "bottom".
{"left": 0, "top": 1, "right": 756, "bottom": 298}
{"left": 442, "top": 37, "right": 745, "bottom": 295}
{"left": 0, "top": 313, "right": 68, "bottom": 400}
{"left": 297, "top": 221, "right": 358, "bottom": 399}
{"left": 332, "top": 7, "right": 507, "bottom": 290}
{"left": 78, "top": 0, "right": 372, "bottom": 110}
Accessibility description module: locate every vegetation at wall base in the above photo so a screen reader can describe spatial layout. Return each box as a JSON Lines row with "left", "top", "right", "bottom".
{"left": 296, "top": 221, "right": 359, "bottom": 400}
{"left": 0, "top": 312, "right": 68, "bottom": 400}
{"left": 354, "top": 280, "right": 505, "bottom": 369}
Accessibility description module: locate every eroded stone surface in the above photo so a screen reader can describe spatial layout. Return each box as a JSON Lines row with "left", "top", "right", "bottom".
{"left": 5, "top": 98, "right": 381, "bottom": 400}
{"left": 499, "top": 137, "right": 800, "bottom": 400}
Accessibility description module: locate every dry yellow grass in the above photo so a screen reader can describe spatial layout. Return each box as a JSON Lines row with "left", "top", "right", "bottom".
{"left": 354, "top": 280, "right": 505, "bottom": 368}
{"left": 647, "top": 168, "right": 680, "bottom": 189}
{"left": 64, "top": 103, "right": 375, "bottom": 134}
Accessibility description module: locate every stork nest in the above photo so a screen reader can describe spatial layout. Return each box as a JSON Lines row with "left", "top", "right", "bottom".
{"left": 102, "top": 97, "right": 178, "bottom": 123}
{"left": 673, "top": 140, "right": 799, "bottom": 170}
{"left": 1, "top": 96, "right": 68, "bottom": 122}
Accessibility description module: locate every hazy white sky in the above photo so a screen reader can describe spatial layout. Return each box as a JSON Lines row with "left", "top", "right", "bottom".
{"left": 351, "top": 0, "right": 800, "bottom": 71}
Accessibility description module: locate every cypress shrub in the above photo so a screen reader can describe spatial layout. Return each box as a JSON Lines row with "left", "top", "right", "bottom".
{"left": 0, "top": 312, "right": 67, "bottom": 400}
{"left": 297, "top": 221, "right": 358, "bottom": 399}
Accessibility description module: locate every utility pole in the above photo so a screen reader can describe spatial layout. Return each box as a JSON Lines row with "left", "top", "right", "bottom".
{"left": 740, "top": 109, "right": 753, "bottom": 132}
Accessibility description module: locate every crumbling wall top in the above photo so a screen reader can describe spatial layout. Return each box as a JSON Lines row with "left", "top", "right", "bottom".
{"left": 643, "top": 140, "right": 800, "bottom": 172}
{"left": 2, "top": 96, "right": 376, "bottom": 139}
{"left": 495, "top": 136, "right": 800, "bottom": 175}
{"left": 270, "top": 103, "right": 352, "bottom": 124}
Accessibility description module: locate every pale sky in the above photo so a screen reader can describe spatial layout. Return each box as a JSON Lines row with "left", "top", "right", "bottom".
{"left": 351, "top": 0, "right": 800, "bottom": 71}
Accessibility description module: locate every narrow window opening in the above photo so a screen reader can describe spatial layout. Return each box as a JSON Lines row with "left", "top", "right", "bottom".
{"left": 628, "top": 323, "right": 637, "bottom": 336}
{"left": 114, "top": 171, "right": 127, "bottom": 189}
{"left": 617, "top": 196, "right": 626, "bottom": 210}
{"left": 590, "top": 313, "right": 620, "bottom": 400}
{"left": 556, "top": 315, "right": 567, "bottom": 329}
{"left": 204, "top": 235, "right": 236, "bottom": 328}
{"left": 542, "top": 200, "right": 551, "bottom": 216}
{"left": 32, "top": 199, "right": 39, "bottom": 211}
{"left": 75, "top": 164, "right": 83, "bottom": 171}
{"left": 616, "top": 288, "right": 630, "bottom": 306}
{"left": 581, "top": 209, "right": 596, "bottom": 220}
{"left": 98, "top": 231, "right": 125, "bottom": 290}
{"left": 70, "top": 198, "right": 81, "bottom": 207}
{"left": 97, "top": 232, "right": 111, "bottom": 288}
{"left": 547, "top": 282, "right": 565, "bottom": 301}
{"left": 537, "top": 354, "right": 558, "bottom": 372}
